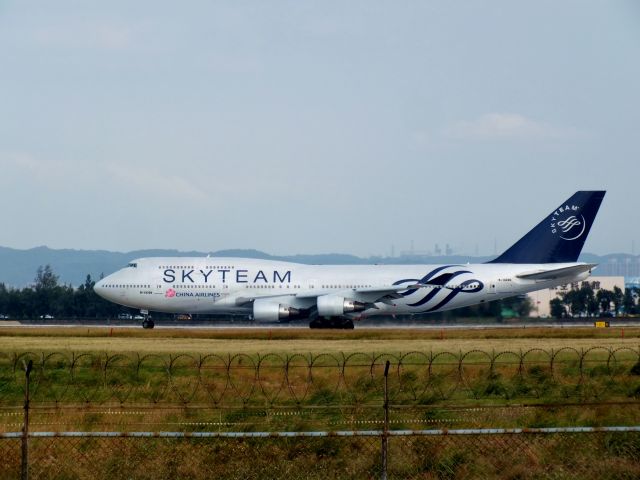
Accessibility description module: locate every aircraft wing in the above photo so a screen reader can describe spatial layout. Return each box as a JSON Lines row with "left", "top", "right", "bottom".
{"left": 516, "top": 263, "right": 597, "bottom": 280}
{"left": 296, "top": 283, "right": 430, "bottom": 301}
{"left": 341, "top": 284, "right": 429, "bottom": 295}
{"left": 234, "top": 284, "right": 429, "bottom": 306}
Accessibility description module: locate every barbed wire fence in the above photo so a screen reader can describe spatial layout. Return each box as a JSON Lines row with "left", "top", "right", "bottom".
{"left": 2, "top": 349, "right": 640, "bottom": 478}
{"left": 2, "top": 347, "right": 640, "bottom": 406}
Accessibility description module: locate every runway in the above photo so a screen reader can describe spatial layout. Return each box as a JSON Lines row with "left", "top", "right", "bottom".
{"left": 2, "top": 319, "right": 640, "bottom": 329}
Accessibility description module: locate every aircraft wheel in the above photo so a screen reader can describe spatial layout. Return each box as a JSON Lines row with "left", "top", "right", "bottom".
{"left": 342, "top": 319, "right": 355, "bottom": 330}
{"left": 142, "top": 319, "right": 155, "bottom": 329}
{"left": 308, "top": 318, "right": 354, "bottom": 329}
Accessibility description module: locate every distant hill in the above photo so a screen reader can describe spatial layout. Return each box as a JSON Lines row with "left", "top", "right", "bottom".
{"left": 0, "top": 246, "right": 637, "bottom": 288}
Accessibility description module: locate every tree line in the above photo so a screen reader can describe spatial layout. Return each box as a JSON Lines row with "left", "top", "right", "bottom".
{"left": 549, "top": 282, "right": 639, "bottom": 319}
{"left": 4, "top": 265, "right": 633, "bottom": 321}
{"left": 0, "top": 265, "right": 123, "bottom": 319}
{"left": 0, "top": 265, "right": 536, "bottom": 320}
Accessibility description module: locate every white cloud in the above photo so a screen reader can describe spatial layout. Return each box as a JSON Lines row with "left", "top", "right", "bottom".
{"left": 93, "top": 25, "right": 131, "bottom": 50}
{"left": 0, "top": 151, "right": 74, "bottom": 182}
{"left": 0, "top": 151, "right": 41, "bottom": 171}
{"left": 33, "top": 24, "right": 132, "bottom": 50}
{"left": 1, "top": 152, "right": 210, "bottom": 203}
{"left": 104, "top": 163, "right": 210, "bottom": 202}
{"left": 442, "top": 113, "right": 582, "bottom": 141}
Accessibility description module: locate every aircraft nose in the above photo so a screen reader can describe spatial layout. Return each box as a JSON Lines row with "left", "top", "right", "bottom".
{"left": 94, "top": 279, "right": 107, "bottom": 298}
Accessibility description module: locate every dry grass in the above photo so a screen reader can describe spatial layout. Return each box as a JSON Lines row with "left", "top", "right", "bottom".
{"left": 2, "top": 327, "right": 639, "bottom": 478}
{"left": 2, "top": 432, "right": 640, "bottom": 479}
{"left": 0, "top": 326, "right": 637, "bottom": 355}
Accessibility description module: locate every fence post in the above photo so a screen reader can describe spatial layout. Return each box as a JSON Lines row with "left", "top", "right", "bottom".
{"left": 21, "top": 359, "right": 33, "bottom": 480}
{"left": 381, "top": 360, "right": 390, "bottom": 480}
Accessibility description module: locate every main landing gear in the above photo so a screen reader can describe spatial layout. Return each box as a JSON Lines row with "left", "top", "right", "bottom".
{"left": 309, "top": 317, "right": 355, "bottom": 330}
{"left": 141, "top": 310, "right": 154, "bottom": 329}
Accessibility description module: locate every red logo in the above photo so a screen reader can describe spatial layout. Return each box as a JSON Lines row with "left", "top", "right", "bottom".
{"left": 165, "top": 288, "right": 176, "bottom": 298}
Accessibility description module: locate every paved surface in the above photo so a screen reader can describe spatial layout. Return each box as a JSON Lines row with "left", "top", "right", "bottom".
{"left": 2, "top": 320, "right": 639, "bottom": 329}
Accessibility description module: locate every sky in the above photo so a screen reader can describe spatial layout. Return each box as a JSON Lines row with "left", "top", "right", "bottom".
{"left": 1, "top": 1, "right": 639, "bottom": 257}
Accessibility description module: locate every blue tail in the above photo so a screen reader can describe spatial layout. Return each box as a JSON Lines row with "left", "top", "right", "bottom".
{"left": 489, "top": 191, "right": 605, "bottom": 264}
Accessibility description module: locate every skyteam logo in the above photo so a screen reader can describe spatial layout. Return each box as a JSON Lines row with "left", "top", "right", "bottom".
{"left": 392, "top": 265, "right": 484, "bottom": 312}
{"left": 550, "top": 204, "right": 586, "bottom": 241}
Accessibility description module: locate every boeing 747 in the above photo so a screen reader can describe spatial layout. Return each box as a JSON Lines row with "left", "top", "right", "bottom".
{"left": 94, "top": 191, "right": 605, "bottom": 328}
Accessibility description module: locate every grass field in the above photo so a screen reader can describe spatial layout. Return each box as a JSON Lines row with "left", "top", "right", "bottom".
{"left": 2, "top": 325, "right": 640, "bottom": 478}
{"left": 0, "top": 325, "right": 638, "bottom": 355}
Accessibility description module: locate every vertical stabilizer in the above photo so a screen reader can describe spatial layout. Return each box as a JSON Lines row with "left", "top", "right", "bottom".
{"left": 489, "top": 191, "right": 605, "bottom": 264}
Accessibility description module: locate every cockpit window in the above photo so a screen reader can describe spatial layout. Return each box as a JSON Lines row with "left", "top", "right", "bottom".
{"left": 128, "top": 263, "right": 138, "bottom": 268}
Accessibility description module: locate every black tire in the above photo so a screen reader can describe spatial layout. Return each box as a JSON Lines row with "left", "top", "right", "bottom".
{"left": 308, "top": 318, "right": 354, "bottom": 329}
{"left": 142, "top": 319, "right": 155, "bottom": 329}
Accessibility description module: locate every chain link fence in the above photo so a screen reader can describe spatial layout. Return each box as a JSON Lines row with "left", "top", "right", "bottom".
{"left": 1, "top": 428, "right": 640, "bottom": 479}
{"left": 1, "top": 351, "right": 640, "bottom": 478}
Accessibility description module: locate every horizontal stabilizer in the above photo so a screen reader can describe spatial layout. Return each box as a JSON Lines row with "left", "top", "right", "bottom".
{"left": 516, "top": 263, "right": 597, "bottom": 280}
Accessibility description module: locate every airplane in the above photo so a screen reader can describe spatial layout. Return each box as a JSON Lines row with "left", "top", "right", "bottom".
{"left": 94, "top": 191, "right": 605, "bottom": 329}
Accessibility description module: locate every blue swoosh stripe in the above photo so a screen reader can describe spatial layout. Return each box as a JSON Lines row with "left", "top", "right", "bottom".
{"left": 407, "top": 288, "right": 440, "bottom": 307}
{"left": 394, "top": 265, "right": 460, "bottom": 297}
{"left": 407, "top": 271, "right": 472, "bottom": 307}
{"left": 424, "top": 279, "right": 484, "bottom": 312}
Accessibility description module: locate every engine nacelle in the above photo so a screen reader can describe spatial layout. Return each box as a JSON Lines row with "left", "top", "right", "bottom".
{"left": 252, "top": 299, "right": 300, "bottom": 322}
{"left": 316, "top": 295, "right": 366, "bottom": 317}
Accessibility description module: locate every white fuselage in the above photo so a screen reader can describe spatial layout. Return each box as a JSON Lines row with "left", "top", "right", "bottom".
{"left": 94, "top": 257, "right": 591, "bottom": 320}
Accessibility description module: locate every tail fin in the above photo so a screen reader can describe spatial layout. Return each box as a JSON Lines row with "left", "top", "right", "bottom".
{"left": 489, "top": 191, "right": 605, "bottom": 264}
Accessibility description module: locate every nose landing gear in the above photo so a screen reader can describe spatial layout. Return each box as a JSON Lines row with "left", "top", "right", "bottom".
{"left": 141, "top": 310, "right": 154, "bottom": 329}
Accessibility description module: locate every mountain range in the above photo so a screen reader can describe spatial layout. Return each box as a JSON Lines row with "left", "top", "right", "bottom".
{"left": 0, "top": 246, "right": 638, "bottom": 288}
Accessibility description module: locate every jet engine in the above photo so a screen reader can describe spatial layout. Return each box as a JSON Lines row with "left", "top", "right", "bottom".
{"left": 316, "top": 295, "right": 367, "bottom": 317}
{"left": 252, "top": 299, "right": 300, "bottom": 322}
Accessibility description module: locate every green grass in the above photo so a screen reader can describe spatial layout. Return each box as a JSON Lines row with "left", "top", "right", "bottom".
{"left": 1, "top": 326, "right": 639, "bottom": 434}
{"left": 1, "top": 327, "right": 639, "bottom": 478}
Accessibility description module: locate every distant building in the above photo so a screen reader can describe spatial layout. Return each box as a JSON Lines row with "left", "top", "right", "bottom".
{"left": 527, "top": 276, "right": 625, "bottom": 317}
{"left": 597, "top": 257, "right": 640, "bottom": 277}
{"left": 625, "top": 277, "right": 640, "bottom": 290}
